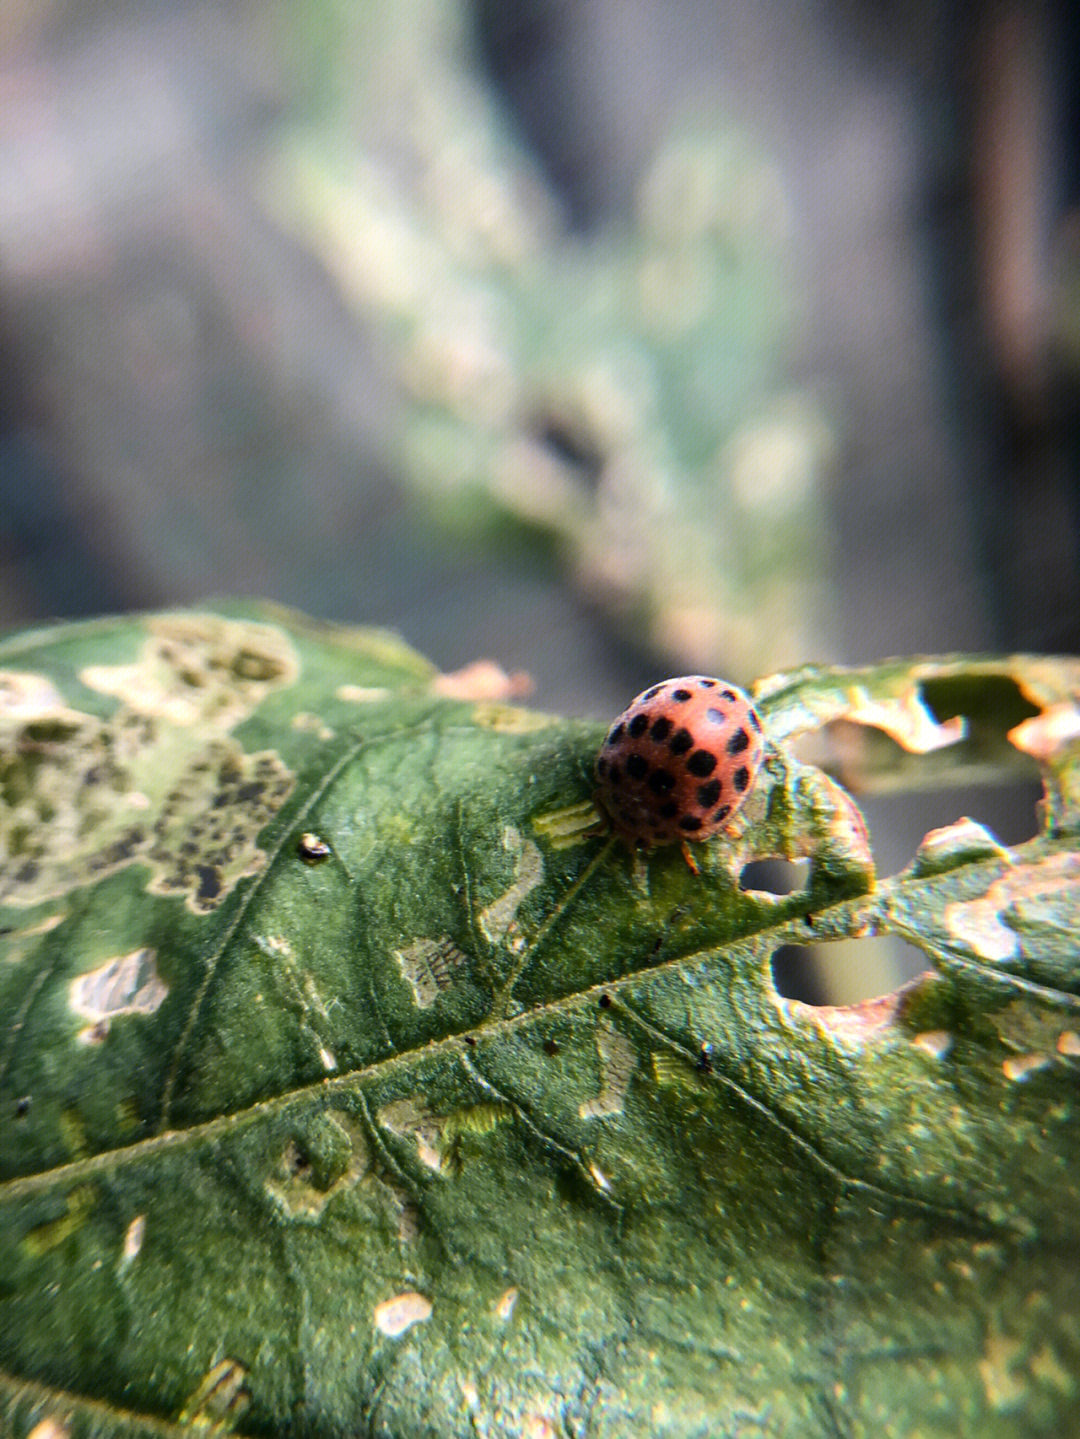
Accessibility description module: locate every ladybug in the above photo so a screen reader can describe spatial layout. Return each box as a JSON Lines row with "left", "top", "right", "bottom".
{"left": 595, "top": 676, "right": 764, "bottom": 855}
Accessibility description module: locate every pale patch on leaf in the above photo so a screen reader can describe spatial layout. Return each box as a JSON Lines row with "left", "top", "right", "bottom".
{"left": 1029, "top": 1342, "right": 1075, "bottom": 1393}
{"left": 580, "top": 1018, "right": 637, "bottom": 1119}
{"left": 588, "top": 1162, "right": 612, "bottom": 1192}
{"left": 336, "top": 684, "right": 391, "bottom": 704}
{"left": 394, "top": 936, "right": 469, "bottom": 1008}
{"left": 979, "top": 1327, "right": 1028, "bottom": 1411}
{"left": 70, "top": 948, "right": 167, "bottom": 1043}
{"left": 23, "top": 1185, "right": 95, "bottom": 1255}
{"left": 3, "top": 910, "right": 65, "bottom": 964}
{"left": 651, "top": 1051, "right": 704, "bottom": 1093}
{"left": 988, "top": 1001, "right": 1079, "bottom": 1070}
{"left": 27, "top": 1421, "right": 70, "bottom": 1439}
{"left": 81, "top": 614, "right": 297, "bottom": 730}
{"left": 292, "top": 711, "right": 336, "bottom": 740}
{"left": 945, "top": 853, "right": 1080, "bottom": 963}
{"left": 119, "top": 1214, "right": 145, "bottom": 1271}
{"left": 521, "top": 1415, "right": 559, "bottom": 1439}
{"left": 379, "top": 1097, "right": 446, "bottom": 1170}
{"left": 479, "top": 826, "right": 544, "bottom": 944}
{"left": 779, "top": 984, "right": 909, "bottom": 1048}
{"left": 431, "top": 659, "right": 532, "bottom": 701}
{"left": 378, "top": 1096, "right": 512, "bottom": 1173}
{"left": 1002, "top": 1053, "right": 1051, "bottom": 1082}
{"left": 266, "top": 1114, "right": 370, "bottom": 1220}
{"left": 471, "top": 702, "right": 558, "bottom": 733}
{"left": 179, "top": 1358, "right": 251, "bottom": 1428}
{"left": 254, "top": 934, "right": 340, "bottom": 1073}
{"left": 0, "top": 671, "right": 84, "bottom": 724}
{"left": 144, "top": 742, "right": 294, "bottom": 914}
{"left": 531, "top": 800, "right": 602, "bottom": 850}
{"left": 1008, "top": 703, "right": 1080, "bottom": 762}
{"left": 911, "top": 1030, "right": 953, "bottom": 1060}
{"left": 0, "top": 618, "right": 296, "bottom": 911}
{"left": 374, "top": 1291, "right": 432, "bottom": 1338}
{"left": 840, "top": 685, "right": 966, "bottom": 753}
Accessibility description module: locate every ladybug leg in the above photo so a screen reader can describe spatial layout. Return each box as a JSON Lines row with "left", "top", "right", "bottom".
{"left": 680, "top": 841, "right": 700, "bottom": 876}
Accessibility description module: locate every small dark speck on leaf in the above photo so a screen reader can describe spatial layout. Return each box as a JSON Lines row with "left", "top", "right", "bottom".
{"left": 543, "top": 1038, "right": 560, "bottom": 1056}
{"left": 15, "top": 1096, "right": 31, "bottom": 1117}
{"left": 464, "top": 1035, "right": 477, "bottom": 1047}
{"left": 697, "top": 1043, "right": 714, "bottom": 1074}
{"left": 599, "top": 993, "right": 612, "bottom": 1010}
{"left": 298, "top": 832, "right": 332, "bottom": 864}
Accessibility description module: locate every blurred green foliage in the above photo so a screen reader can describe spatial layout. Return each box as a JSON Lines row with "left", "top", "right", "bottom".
{"left": 267, "top": 0, "right": 837, "bottom": 680}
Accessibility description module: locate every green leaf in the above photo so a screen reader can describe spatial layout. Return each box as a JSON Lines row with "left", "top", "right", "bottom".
{"left": 2, "top": 606, "right": 1079, "bottom": 1437}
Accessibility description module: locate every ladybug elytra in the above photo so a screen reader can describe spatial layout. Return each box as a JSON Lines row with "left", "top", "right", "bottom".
{"left": 595, "top": 676, "right": 763, "bottom": 850}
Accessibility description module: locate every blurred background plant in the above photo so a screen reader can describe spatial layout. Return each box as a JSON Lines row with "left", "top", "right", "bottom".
{"left": 0, "top": 0, "right": 1075, "bottom": 998}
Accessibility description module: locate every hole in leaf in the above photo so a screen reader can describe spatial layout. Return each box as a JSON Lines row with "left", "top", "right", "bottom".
{"left": 740, "top": 858, "right": 810, "bottom": 895}
{"left": 787, "top": 673, "right": 1043, "bottom": 855}
{"left": 920, "top": 673, "right": 1038, "bottom": 737}
{"left": 771, "top": 938, "right": 931, "bottom": 1006}
{"left": 857, "top": 783, "right": 1040, "bottom": 880}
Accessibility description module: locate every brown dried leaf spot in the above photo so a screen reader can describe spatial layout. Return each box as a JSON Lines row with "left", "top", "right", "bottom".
{"left": 431, "top": 660, "right": 533, "bottom": 702}
{"left": 1008, "top": 703, "right": 1080, "bottom": 762}
{"left": 781, "top": 981, "right": 923, "bottom": 1047}
{"left": 841, "top": 685, "right": 967, "bottom": 754}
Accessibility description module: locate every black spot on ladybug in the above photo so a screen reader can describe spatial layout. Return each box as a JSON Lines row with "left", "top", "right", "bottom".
{"left": 649, "top": 716, "right": 673, "bottom": 741}
{"left": 642, "top": 685, "right": 664, "bottom": 701}
{"left": 698, "top": 679, "right": 716, "bottom": 688}
{"left": 733, "top": 766, "right": 750, "bottom": 793}
{"left": 628, "top": 713, "right": 649, "bottom": 738}
{"left": 749, "top": 710, "right": 762, "bottom": 732}
{"left": 626, "top": 753, "right": 648, "bottom": 780}
{"left": 697, "top": 779, "right": 722, "bottom": 808}
{"left": 727, "top": 728, "right": 750, "bottom": 755}
{"left": 672, "top": 688, "right": 693, "bottom": 702}
{"left": 659, "top": 801, "right": 679, "bottom": 819}
{"left": 599, "top": 992, "right": 612, "bottom": 1010}
{"left": 669, "top": 727, "right": 693, "bottom": 755}
{"left": 647, "top": 769, "right": 675, "bottom": 795}
{"left": 596, "top": 757, "right": 608, "bottom": 778}
{"left": 679, "top": 815, "right": 702, "bottom": 832}
{"left": 715, "top": 804, "right": 731, "bottom": 822}
{"left": 543, "top": 1038, "right": 560, "bottom": 1056}
{"left": 608, "top": 763, "right": 622, "bottom": 786}
{"left": 686, "top": 750, "right": 717, "bottom": 777}
{"left": 607, "top": 723, "right": 624, "bottom": 746}
{"left": 720, "top": 689, "right": 738, "bottom": 702}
